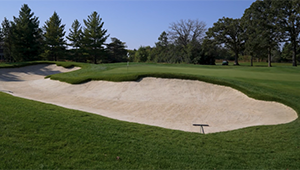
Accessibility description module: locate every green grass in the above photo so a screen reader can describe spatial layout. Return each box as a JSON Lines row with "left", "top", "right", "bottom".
{"left": 1, "top": 61, "right": 300, "bottom": 169}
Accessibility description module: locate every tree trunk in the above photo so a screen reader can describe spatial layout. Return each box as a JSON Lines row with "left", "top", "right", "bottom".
{"left": 250, "top": 55, "right": 253, "bottom": 66}
{"left": 234, "top": 51, "right": 239, "bottom": 65}
{"left": 268, "top": 47, "right": 272, "bottom": 67}
{"left": 94, "top": 55, "right": 97, "bottom": 64}
{"left": 93, "top": 48, "right": 97, "bottom": 64}
{"left": 292, "top": 40, "right": 297, "bottom": 67}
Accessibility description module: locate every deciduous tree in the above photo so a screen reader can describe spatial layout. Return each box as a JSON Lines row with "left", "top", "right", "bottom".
{"left": 135, "top": 46, "right": 150, "bottom": 62}
{"left": 242, "top": 0, "right": 283, "bottom": 67}
{"left": 274, "top": 0, "right": 300, "bottom": 66}
{"left": 168, "top": 19, "right": 206, "bottom": 47}
{"left": 206, "top": 17, "right": 245, "bottom": 65}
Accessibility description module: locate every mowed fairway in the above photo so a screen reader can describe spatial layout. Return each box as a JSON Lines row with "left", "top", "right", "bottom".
{"left": 1, "top": 61, "right": 300, "bottom": 169}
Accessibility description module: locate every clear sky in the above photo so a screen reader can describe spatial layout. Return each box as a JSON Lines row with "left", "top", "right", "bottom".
{"left": 1, "top": 0, "right": 256, "bottom": 50}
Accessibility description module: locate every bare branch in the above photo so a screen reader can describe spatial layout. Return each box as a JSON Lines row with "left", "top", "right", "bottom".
{"left": 168, "top": 19, "right": 207, "bottom": 46}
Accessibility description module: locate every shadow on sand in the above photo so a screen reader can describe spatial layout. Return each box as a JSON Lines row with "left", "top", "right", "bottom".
{"left": 0, "top": 64, "right": 66, "bottom": 82}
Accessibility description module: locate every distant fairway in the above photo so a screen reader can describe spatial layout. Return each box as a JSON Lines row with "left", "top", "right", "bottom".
{"left": 0, "top": 61, "right": 300, "bottom": 169}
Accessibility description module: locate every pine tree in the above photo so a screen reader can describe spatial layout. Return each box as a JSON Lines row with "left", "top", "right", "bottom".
{"left": 83, "top": 11, "right": 109, "bottom": 64}
{"left": 106, "top": 37, "right": 127, "bottom": 63}
{"left": 43, "top": 11, "right": 66, "bottom": 61}
{"left": 0, "top": 27, "right": 3, "bottom": 42}
{"left": 67, "top": 19, "right": 83, "bottom": 62}
{"left": 1, "top": 18, "right": 14, "bottom": 62}
{"left": 11, "top": 4, "right": 42, "bottom": 61}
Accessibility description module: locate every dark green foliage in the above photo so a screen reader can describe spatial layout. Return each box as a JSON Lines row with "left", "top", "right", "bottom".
{"left": 82, "top": 11, "right": 109, "bottom": 64}
{"left": 11, "top": 4, "right": 42, "bottom": 61}
{"left": 273, "top": 0, "right": 300, "bottom": 67}
{"left": 127, "top": 49, "right": 136, "bottom": 62}
{"left": 143, "top": 20, "right": 214, "bottom": 65}
{"left": 42, "top": 12, "right": 66, "bottom": 61}
{"left": 151, "top": 31, "right": 170, "bottom": 63}
{"left": 0, "top": 27, "right": 2, "bottom": 42}
{"left": 206, "top": 17, "right": 245, "bottom": 65}
{"left": 282, "top": 42, "right": 300, "bottom": 63}
{"left": 67, "top": 19, "right": 84, "bottom": 62}
{"left": 242, "top": 0, "right": 283, "bottom": 67}
{"left": 148, "top": 30, "right": 215, "bottom": 65}
{"left": 106, "top": 37, "right": 128, "bottom": 63}
{"left": 135, "top": 46, "right": 150, "bottom": 62}
{"left": 1, "top": 18, "right": 13, "bottom": 62}
{"left": 0, "top": 29, "right": 4, "bottom": 61}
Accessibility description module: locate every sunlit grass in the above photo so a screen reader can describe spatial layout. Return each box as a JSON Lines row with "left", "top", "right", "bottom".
{"left": 0, "top": 61, "right": 300, "bottom": 169}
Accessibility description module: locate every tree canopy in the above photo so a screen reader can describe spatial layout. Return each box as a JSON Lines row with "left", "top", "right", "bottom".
{"left": 43, "top": 11, "right": 66, "bottom": 61}
{"left": 168, "top": 19, "right": 206, "bottom": 47}
{"left": 206, "top": 17, "right": 245, "bottom": 65}
{"left": 273, "top": 0, "right": 300, "bottom": 66}
{"left": 82, "top": 11, "right": 109, "bottom": 64}
{"left": 106, "top": 37, "right": 127, "bottom": 63}
{"left": 11, "top": 4, "right": 42, "bottom": 61}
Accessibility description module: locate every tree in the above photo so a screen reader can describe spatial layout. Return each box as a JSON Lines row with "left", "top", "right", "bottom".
{"left": 11, "top": 4, "right": 42, "bottom": 61}
{"left": 135, "top": 46, "right": 149, "bottom": 62}
{"left": 0, "top": 27, "right": 3, "bottom": 42}
{"left": 206, "top": 17, "right": 245, "bottom": 65}
{"left": 83, "top": 11, "right": 109, "bottom": 64}
{"left": 67, "top": 19, "right": 83, "bottom": 61}
{"left": 274, "top": 0, "right": 300, "bottom": 66}
{"left": 156, "top": 31, "right": 169, "bottom": 47}
{"left": 67, "top": 19, "right": 82, "bottom": 49}
{"left": 281, "top": 42, "right": 300, "bottom": 62}
{"left": 1, "top": 18, "right": 13, "bottom": 62}
{"left": 153, "top": 31, "right": 170, "bottom": 62}
{"left": 242, "top": 0, "right": 283, "bottom": 67}
{"left": 127, "top": 49, "right": 136, "bottom": 62}
{"left": 242, "top": 16, "right": 265, "bottom": 66}
{"left": 43, "top": 11, "right": 66, "bottom": 61}
{"left": 168, "top": 19, "right": 206, "bottom": 47}
{"left": 199, "top": 39, "right": 219, "bottom": 65}
{"left": 106, "top": 37, "right": 127, "bottom": 63}
{"left": 0, "top": 27, "right": 3, "bottom": 61}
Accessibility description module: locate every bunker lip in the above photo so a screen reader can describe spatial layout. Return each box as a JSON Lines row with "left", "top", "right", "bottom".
{"left": 0, "top": 64, "right": 298, "bottom": 133}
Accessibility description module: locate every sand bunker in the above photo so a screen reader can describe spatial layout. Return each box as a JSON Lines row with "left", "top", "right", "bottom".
{"left": 0, "top": 64, "right": 298, "bottom": 133}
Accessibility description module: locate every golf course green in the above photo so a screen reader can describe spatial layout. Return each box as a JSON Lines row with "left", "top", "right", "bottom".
{"left": 0, "top": 61, "right": 299, "bottom": 169}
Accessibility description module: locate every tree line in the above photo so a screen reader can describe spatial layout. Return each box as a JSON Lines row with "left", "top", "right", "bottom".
{"left": 207, "top": 0, "right": 300, "bottom": 67}
{"left": 1, "top": 1, "right": 300, "bottom": 66}
{"left": 0, "top": 4, "right": 127, "bottom": 64}
{"left": 129, "top": 0, "right": 300, "bottom": 67}
{"left": 128, "top": 19, "right": 215, "bottom": 65}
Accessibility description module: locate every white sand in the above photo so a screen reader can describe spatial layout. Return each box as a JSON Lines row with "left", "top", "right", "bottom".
{"left": 0, "top": 64, "right": 298, "bottom": 133}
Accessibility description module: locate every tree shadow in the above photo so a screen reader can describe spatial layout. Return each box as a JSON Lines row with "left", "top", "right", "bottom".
{"left": 0, "top": 64, "right": 66, "bottom": 82}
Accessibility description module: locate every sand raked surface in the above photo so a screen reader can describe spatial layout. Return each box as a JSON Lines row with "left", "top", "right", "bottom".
{"left": 0, "top": 64, "right": 298, "bottom": 133}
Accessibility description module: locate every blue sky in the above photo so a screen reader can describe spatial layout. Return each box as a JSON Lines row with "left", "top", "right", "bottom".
{"left": 1, "top": 0, "right": 255, "bottom": 50}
